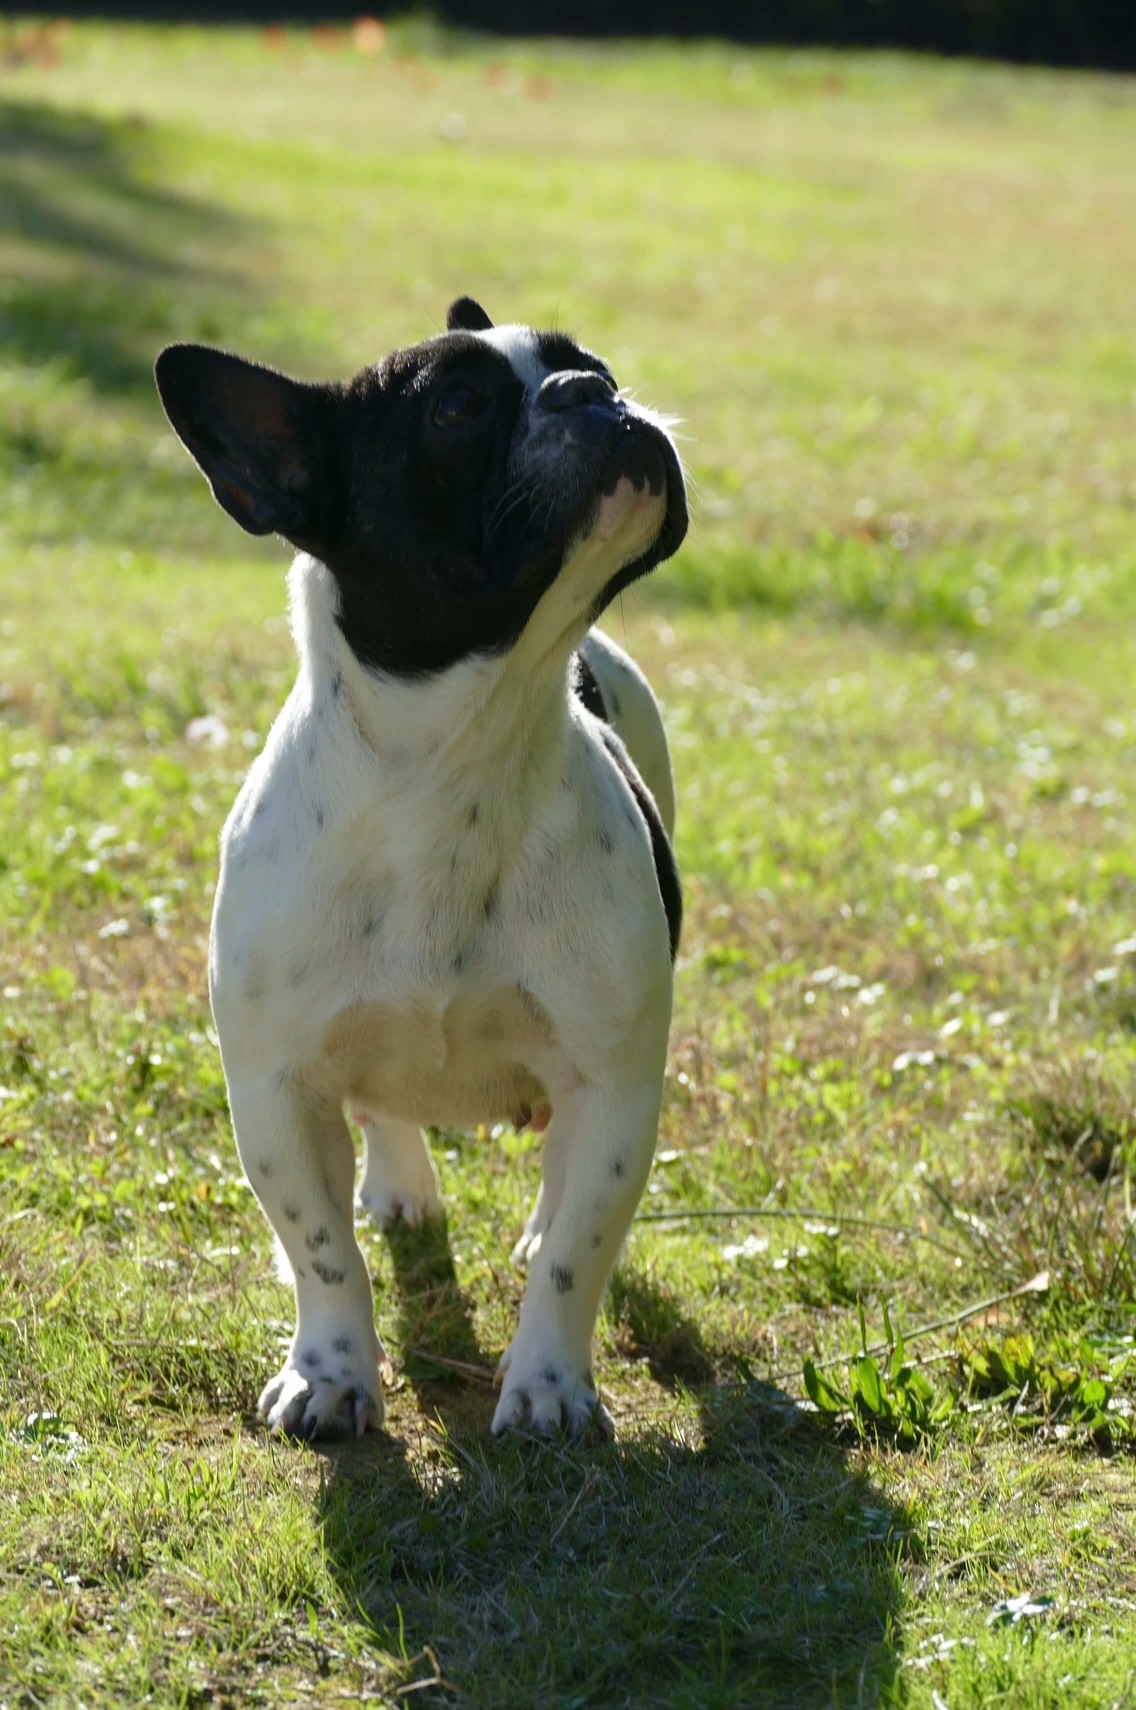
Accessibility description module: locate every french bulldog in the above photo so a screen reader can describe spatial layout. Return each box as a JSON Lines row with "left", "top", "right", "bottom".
{"left": 154, "top": 295, "right": 687, "bottom": 1440}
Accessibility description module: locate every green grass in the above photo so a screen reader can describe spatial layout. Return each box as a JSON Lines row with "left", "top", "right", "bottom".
{"left": 4, "top": 17, "right": 1136, "bottom": 1707}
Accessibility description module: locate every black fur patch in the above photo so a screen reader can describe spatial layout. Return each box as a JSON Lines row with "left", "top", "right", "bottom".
{"left": 446, "top": 296, "right": 494, "bottom": 333}
{"left": 573, "top": 652, "right": 608, "bottom": 721}
{"left": 551, "top": 1264, "right": 575, "bottom": 1294}
{"left": 154, "top": 326, "right": 686, "bottom": 681}
{"left": 598, "top": 726, "right": 682, "bottom": 962}
{"left": 312, "top": 1260, "right": 345, "bottom": 1285}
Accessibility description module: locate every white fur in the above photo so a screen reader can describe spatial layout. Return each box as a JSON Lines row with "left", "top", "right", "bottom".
{"left": 211, "top": 349, "right": 680, "bottom": 1442}
{"left": 476, "top": 323, "right": 547, "bottom": 392}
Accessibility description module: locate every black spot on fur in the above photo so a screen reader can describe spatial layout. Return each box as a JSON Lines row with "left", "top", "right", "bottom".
{"left": 362, "top": 914, "right": 381, "bottom": 939}
{"left": 313, "top": 1260, "right": 345, "bottom": 1285}
{"left": 302, "top": 1349, "right": 322, "bottom": 1369}
{"left": 340, "top": 1363, "right": 353, "bottom": 1378}
{"left": 332, "top": 671, "right": 343, "bottom": 698}
{"left": 257, "top": 1158, "right": 273, "bottom": 1179}
{"left": 333, "top": 1336, "right": 351, "bottom": 1354}
{"left": 295, "top": 1265, "right": 306, "bottom": 1279}
{"left": 551, "top": 1264, "right": 575, "bottom": 1294}
{"left": 307, "top": 738, "right": 317, "bottom": 765}
{"left": 598, "top": 726, "right": 682, "bottom": 961}
{"left": 611, "top": 1158, "right": 626, "bottom": 1179}
{"left": 305, "top": 1226, "right": 330, "bottom": 1251}
{"left": 483, "top": 881, "right": 499, "bottom": 923}
{"left": 573, "top": 652, "right": 608, "bottom": 720}
{"left": 542, "top": 1367, "right": 560, "bottom": 1386}
{"left": 315, "top": 807, "right": 325, "bottom": 830}
{"left": 453, "top": 946, "right": 470, "bottom": 976}
{"left": 467, "top": 802, "right": 481, "bottom": 828}
{"left": 319, "top": 1374, "right": 334, "bottom": 1385}
{"left": 591, "top": 1231, "right": 604, "bottom": 1249}
{"left": 283, "top": 1204, "right": 301, "bottom": 1223}
{"left": 596, "top": 822, "right": 615, "bottom": 854}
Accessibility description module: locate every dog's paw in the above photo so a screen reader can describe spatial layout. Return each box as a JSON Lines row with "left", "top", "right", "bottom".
{"left": 509, "top": 1214, "right": 543, "bottom": 1269}
{"left": 359, "top": 1177, "right": 442, "bottom": 1231}
{"left": 491, "top": 1341, "right": 614, "bottom": 1441}
{"left": 357, "top": 1121, "right": 442, "bottom": 1231}
{"left": 258, "top": 1346, "right": 386, "bottom": 1440}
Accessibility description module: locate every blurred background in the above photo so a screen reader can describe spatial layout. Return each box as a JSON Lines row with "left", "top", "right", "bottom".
{"left": 18, "top": 1, "right": 1136, "bottom": 69}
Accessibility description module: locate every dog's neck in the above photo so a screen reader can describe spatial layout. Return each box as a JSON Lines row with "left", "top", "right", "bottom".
{"left": 287, "top": 554, "right": 577, "bottom": 837}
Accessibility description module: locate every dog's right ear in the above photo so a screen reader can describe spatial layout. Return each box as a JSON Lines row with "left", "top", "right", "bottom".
{"left": 154, "top": 344, "right": 338, "bottom": 541}
{"left": 446, "top": 296, "right": 494, "bottom": 333}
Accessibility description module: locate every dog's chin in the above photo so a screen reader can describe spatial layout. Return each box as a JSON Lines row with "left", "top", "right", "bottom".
{"left": 590, "top": 474, "right": 669, "bottom": 554}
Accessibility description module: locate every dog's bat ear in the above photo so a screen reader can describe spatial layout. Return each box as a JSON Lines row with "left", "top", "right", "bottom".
{"left": 154, "top": 344, "right": 337, "bottom": 541}
{"left": 446, "top": 296, "right": 494, "bottom": 333}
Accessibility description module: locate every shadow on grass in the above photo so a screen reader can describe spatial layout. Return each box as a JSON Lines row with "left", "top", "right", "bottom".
{"left": 0, "top": 98, "right": 250, "bottom": 398}
{"left": 315, "top": 1226, "right": 911, "bottom": 1709}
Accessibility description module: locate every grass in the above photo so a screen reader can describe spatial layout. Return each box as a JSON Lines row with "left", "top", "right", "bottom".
{"left": 4, "top": 16, "right": 1136, "bottom": 1707}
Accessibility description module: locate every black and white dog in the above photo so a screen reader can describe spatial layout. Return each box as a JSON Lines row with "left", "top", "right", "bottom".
{"left": 154, "top": 297, "right": 687, "bottom": 1441}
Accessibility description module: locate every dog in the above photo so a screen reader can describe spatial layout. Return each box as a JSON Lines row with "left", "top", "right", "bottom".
{"left": 154, "top": 296, "right": 687, "bottom": 1441}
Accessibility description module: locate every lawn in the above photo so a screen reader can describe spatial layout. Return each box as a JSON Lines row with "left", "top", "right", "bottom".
{"left": 3, "top": 18, "right": 1136, "bottom": 1708}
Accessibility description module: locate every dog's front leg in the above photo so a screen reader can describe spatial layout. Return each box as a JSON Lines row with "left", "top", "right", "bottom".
{"left": 228, "top": 1073, "right": 386, "bottom": 1438}
{"left": 493, "top": 1077, "right": 662, "bottom": 1441}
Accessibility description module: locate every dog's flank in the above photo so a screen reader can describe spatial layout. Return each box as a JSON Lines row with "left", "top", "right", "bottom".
{"left": 155, "top": 297, "right": 687, "bottom": 1444}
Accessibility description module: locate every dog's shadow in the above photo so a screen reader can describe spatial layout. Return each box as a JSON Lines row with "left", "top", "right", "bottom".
{"left": 313, "top": 1225, "right": 912, "bottom": 1709}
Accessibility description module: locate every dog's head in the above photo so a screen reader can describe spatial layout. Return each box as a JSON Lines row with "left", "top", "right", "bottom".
{"left": 155, "top": 297, "right": 687, "bottom": 677}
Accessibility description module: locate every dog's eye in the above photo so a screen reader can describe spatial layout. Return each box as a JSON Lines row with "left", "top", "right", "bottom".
{"left": 432, "top": 384, "right": 489, "bottom": 429}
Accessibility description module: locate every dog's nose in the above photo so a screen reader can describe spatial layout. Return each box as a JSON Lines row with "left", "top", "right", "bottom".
{"left": 537, "top": 370, "right": 615, "bottom": 413}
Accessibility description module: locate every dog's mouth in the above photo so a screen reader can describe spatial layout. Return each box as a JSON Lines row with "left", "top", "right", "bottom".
{"left": 596, "top": 414, "right": 688, "bottom": 572}
{"left": 490, "top": 401, "right": 688, "bottom": 623}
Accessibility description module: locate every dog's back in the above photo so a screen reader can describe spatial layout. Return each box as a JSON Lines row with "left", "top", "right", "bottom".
{"left": 576, "top": 630, "right": 675, "bottom": 838}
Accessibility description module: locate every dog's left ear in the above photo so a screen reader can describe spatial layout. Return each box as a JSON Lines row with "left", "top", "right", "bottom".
{"left": 446, "top": 296, "right": 494, "bottom": 333}
{"left": 154, "top": 343, "right": 339, "bottom": 542}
